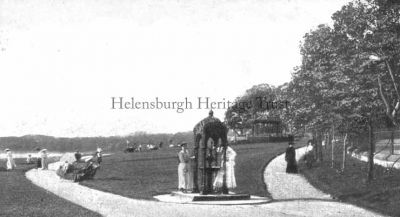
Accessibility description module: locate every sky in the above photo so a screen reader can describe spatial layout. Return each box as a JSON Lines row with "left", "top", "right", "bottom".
{"left": 0, "top": 0, "right": 351, "bottom": 137}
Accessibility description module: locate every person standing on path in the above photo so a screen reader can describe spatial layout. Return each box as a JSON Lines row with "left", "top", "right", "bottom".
{"left": 5, "top": 149, "right": 16, "bottom": 170}
{"left": 177, "top": 142, "right": 190, "bottom": 192}
{"left": 36, "top": 148, "right": 42, "bottom": 168}
{"left": 285, "top": 138, "right": 298, "bottom": 173}
{"left": 213, "top": 145, "right": 237, "bottom": 190}
{"left": 40, "top": 149, "right": 49, "bottom": 170}
{"left": 225, "top": 145, "right": 237, "bottom": 189}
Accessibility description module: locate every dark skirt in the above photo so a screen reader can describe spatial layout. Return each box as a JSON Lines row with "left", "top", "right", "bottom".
{"left": 286, "top": 161, "right": 298, "bottom": 173}
{"left": 36, "top": 158, "right": 42, "bottom": 168}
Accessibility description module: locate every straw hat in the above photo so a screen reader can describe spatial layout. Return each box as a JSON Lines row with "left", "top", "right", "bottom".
{"left": 179, "top": 142, "right": 188, "bottom": 147}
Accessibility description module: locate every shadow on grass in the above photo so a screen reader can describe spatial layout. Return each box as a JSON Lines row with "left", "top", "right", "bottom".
{"left": 0, "top": 158, "right": 102, "bottom": 217}
{"left": 81, "top": 141, "right": 304, "bottom": 201}
{"left": 94, "top": 177, "right": 125, "bottom": 181}
{"left": 270, "top": 198, "right": 334, "bottom": 203}
{"left": 299, "top": 144, "right": 400, "bottom": 217}
{"left": 114, "top": 155, "right": 177, "bottom": 163}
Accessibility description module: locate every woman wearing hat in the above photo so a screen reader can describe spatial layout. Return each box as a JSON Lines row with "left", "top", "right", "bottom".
{"left": 177, "top": 142, "right": 191, "bottom": 192}
{"left": 35, "top": 147, "right": 42, "bottom": 168}
{"left": 40, "top": 149, "right": 49, "bottom": 170}
{"left": 285, "top": 138, "right": 298, "bottom": 173}
{"left": 95, "top": 147, "right": 103, "bottom": 164}
{"left": 213, "top": 143, "right": 237, "bottom": 191}
{"left": 5, "top": 149, "right": 16, "bottom": 170}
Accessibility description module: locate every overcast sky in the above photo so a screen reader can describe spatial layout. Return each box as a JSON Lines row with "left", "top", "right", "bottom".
{"left": 0, "top": 0, "right": 351, "bottom": 137}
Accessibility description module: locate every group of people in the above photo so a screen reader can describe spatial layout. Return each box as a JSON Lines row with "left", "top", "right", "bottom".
{"left": 3, "top": 148, "right": 49, "bottom": 171}
{"left": 56, "top": 148, "right": 103, "bottom": 182}
{"left": 36, "top": 148, "right": 49, "bottom": 170}
{"left": 177, "top": 141, "right": 237, "bottom": 193}
{"left": 285, "top": 135, "right": 320, "bottom": 173}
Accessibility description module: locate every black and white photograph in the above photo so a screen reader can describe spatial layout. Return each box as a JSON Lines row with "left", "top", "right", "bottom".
{"left": 0, "top": 0, "right": 399, "bottom": 216}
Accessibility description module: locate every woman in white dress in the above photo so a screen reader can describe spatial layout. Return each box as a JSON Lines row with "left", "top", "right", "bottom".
{"left": 40, "top": 149, "right": 48, "bottom": 170}
{"left": 213, "top": 145, "right": 237, "bottom": 190}
{"left": 177, "top": 142, "right": 191, "bottom": 192}
{"left": 5, "top": 149, "right": 16, "bottom": 170}
{"left": 225, "top": 146, "right": 237, "bottom": 189}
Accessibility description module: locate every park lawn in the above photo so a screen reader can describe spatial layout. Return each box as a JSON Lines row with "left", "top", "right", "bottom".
{"left": 0, "top": 158, "right": 102, "bottom": 217}
{"left": 299, "top": 147, "right": 400, "bottom": 217}
{"left": 81, "top": 142, "right": 290, "bottom": 200}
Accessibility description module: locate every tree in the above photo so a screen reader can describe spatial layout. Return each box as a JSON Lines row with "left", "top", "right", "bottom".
{"left": 225, "top": 84, "right": 281, "bottom": 136}
{"left": 288, "top": 0, "right": 400, "bottom": 180}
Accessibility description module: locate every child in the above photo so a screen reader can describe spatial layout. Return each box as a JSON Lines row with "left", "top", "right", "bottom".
{"left": 26, "top": 154, "right": 33, "bottom": 164}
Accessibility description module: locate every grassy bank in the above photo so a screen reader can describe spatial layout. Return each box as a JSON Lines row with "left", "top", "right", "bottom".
{"left": 299, "top": 144, "right": 400, "bottom": 217}
{"left": 0, "top": 158, "right": 101, "bottom": 217}
{"left": 81, "top": 142, "right": 289, "bottom": 200}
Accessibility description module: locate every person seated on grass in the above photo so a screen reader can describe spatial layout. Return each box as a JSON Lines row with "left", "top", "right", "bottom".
{"left": 81, "top": 161, "right": 100, "bottom": 180}
{"left": 72, "top": 157, "right": 100, "bottom": 182}
{"left": 57, "top": 158, "right": 100, "bottom": 182}
{"left": 74, "top": 150, "right": 82, "bottom": 162}
{"left": 94, "top": 148, "right": 102, "bottom": 164}
{"left": 56, "top": 161, "right": 72, "bottom": 178}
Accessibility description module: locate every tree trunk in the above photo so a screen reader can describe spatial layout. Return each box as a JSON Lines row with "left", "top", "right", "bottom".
{"left": 317, "top": 131, "right": 323, "bottom": 162}
{"left": 342, "top": 133, "right": 348, "bottom": 171}
{"left": 391, "top": 128, "right": 395, "bottom": 155}
{"left": 320, "top": 139, "right": 323, "bottom": 161}
{"left": 331, "top": 126, "right": 335, "bottom": 168}
{"left": 368, "top": 118, "right": 375, "bottom": 182}
{"left": 313, "top": 131, "right": 318, "bottom": 161}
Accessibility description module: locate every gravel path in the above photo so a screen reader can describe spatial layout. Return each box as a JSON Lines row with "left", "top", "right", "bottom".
{"left": 25, "top": 156, "right": 387, "bottom": 217}
{"left": 264, "top": 146, "right": 331, "bottom": 200}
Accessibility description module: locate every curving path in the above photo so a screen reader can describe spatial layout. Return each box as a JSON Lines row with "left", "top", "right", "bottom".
{"left": 26, "top": 155, "right": 387, "bottom": 217}
{"left": 264, "top": 146, "right": 331, "bottom": 200}
{"left": 263, "top": 146, "right": 386, "bottom": 216}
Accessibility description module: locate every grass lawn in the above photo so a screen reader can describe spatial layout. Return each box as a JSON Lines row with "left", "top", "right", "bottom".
{"left": 81, "top": 142, "right": 289, "bottom": 200}
{"left": 299, "top": 144, "right": 400, "bottom": 217}
{"left": 0, "top": 158, "right": 101, "bottom": 217}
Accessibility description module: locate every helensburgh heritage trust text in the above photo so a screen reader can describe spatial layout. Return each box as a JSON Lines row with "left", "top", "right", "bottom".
{"left": 111, "top": 97, "right": 289, "bottom": 113}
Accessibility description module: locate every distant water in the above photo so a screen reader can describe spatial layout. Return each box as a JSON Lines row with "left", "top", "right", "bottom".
{"left": 0, "top": 152, "right": 63, "bottom": 159}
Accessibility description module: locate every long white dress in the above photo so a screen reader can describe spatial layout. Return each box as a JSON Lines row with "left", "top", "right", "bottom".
{"left": 213, "top": 146, "right": 237, "bottom": 189}
{"left": 41, "top": 151, "right": 48, "bottom": 170}
{"left": 178, "top": 149, "right": 191, "bottom": 190}
{"left": 225, "top": 147, "right": 237, "bottom": 188}
{"left": 6, "top": 151, "right": 16, "bottom": 170}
